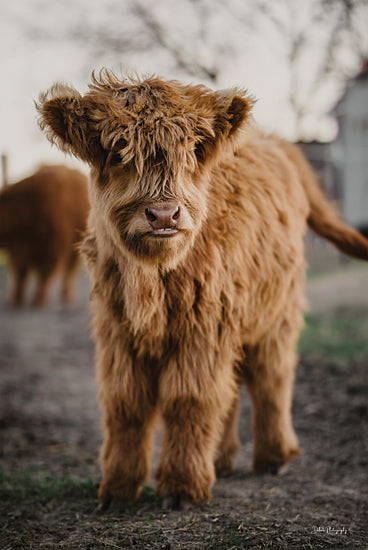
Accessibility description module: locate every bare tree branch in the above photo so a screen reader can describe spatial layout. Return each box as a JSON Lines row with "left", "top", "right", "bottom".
{"left": 133, "top": 1, "right": 218, "bottom": 82}
{"left": 252, "top": 0, "right": 368, "bottom": 136}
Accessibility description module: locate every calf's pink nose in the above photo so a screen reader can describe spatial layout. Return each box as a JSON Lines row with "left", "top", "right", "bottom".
{"left": 145, "top": 205, "right": 180, "bottom": 229}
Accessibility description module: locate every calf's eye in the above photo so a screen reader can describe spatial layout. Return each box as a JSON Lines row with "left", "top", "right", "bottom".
{"left": 110, "top": 152, "right": 122, "bottom": 166}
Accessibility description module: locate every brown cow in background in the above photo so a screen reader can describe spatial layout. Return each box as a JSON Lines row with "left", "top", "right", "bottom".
{"left": 0, "top": 165, "right": 90, "bottom": 306}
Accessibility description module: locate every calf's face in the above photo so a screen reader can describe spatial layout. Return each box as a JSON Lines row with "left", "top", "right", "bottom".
{"left": 94, "top": 151, "right": 205, "bottom": 268}
{"left": 37, "top": 72, "right": 253, "bottom": 269}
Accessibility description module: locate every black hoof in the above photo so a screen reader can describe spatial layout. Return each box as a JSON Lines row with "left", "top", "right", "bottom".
{"left": 162, "top": 494, "right": 192, "bottom": 511}
{"left": 95, "top": 496, "right": 112, "bottom": 514}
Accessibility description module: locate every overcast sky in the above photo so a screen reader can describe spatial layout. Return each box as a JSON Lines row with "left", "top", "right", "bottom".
{"left": 1, "top": 0, "right": 367, "bottom": 182}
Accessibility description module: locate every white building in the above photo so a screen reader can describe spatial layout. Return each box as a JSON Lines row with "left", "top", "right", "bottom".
{"left": 331, "top": 61, "right": 368, "bottom": 229}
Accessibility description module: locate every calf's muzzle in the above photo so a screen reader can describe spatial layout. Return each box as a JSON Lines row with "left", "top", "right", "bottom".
{"left": 145, "top": 204, "right": 180, "bottom": 233}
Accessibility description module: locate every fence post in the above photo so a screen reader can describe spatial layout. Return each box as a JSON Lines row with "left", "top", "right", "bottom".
{"left": 1, "top": 153, "right": 8, "bottom": 188}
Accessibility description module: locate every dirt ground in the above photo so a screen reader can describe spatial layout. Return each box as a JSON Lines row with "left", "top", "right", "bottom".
{"left": 0, "top": 260, "right": 367, "bottom": 549}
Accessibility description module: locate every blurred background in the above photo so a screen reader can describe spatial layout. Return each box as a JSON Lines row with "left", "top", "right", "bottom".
{"left": 0, "top": 1, "right": 367, "bottom": 173}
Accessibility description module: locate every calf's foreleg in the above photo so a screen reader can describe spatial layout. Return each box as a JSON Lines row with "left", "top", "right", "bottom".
{"left": 97, "top": 346, "right": 157, "bottom": 508}
{"left": 156, "top": 352, "right": 237, "bottom": 507}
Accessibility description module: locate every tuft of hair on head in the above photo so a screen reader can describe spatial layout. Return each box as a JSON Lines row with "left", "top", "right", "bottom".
{"left": 36, "top": 69, "right": 255, "bottom": 173}
{"left": 89, "top": 67, "right": 145, "bottom": 93}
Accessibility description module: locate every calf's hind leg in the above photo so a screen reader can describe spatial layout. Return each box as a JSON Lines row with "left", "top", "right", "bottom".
{"left": 243, "top": 313, "right": 303, "bottom": 474}
{"left": 215, "top": 394, "right": 241, "bottom": 476}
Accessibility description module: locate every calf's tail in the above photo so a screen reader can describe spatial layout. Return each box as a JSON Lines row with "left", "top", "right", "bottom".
{"left": 284, "top": 140, "right": 368, "bottom": 261}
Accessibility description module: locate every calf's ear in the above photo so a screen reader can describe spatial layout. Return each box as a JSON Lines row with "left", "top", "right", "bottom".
{"left": 36, "top": 83, "right": 104, "bottom": 167}
{"left": 195, "top": 90, "right": 254, "bottom": 165}
{"left": 224, "top": 94, "right": 253, "bottom": 137}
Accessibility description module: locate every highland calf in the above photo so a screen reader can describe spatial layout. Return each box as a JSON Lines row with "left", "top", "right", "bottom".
{"left": 0, "top": 165, "right": 89, "bottom": 306}
{"left": 38, "top": 71, "right": 368, "bottom": 509}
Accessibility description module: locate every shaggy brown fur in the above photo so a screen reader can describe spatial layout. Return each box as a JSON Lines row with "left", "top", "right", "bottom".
{"left": 37, "top": 70, "right": 368, "bottom": 509}
{"left": 0, "top": 165, "right": 90, "bottom": 306}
